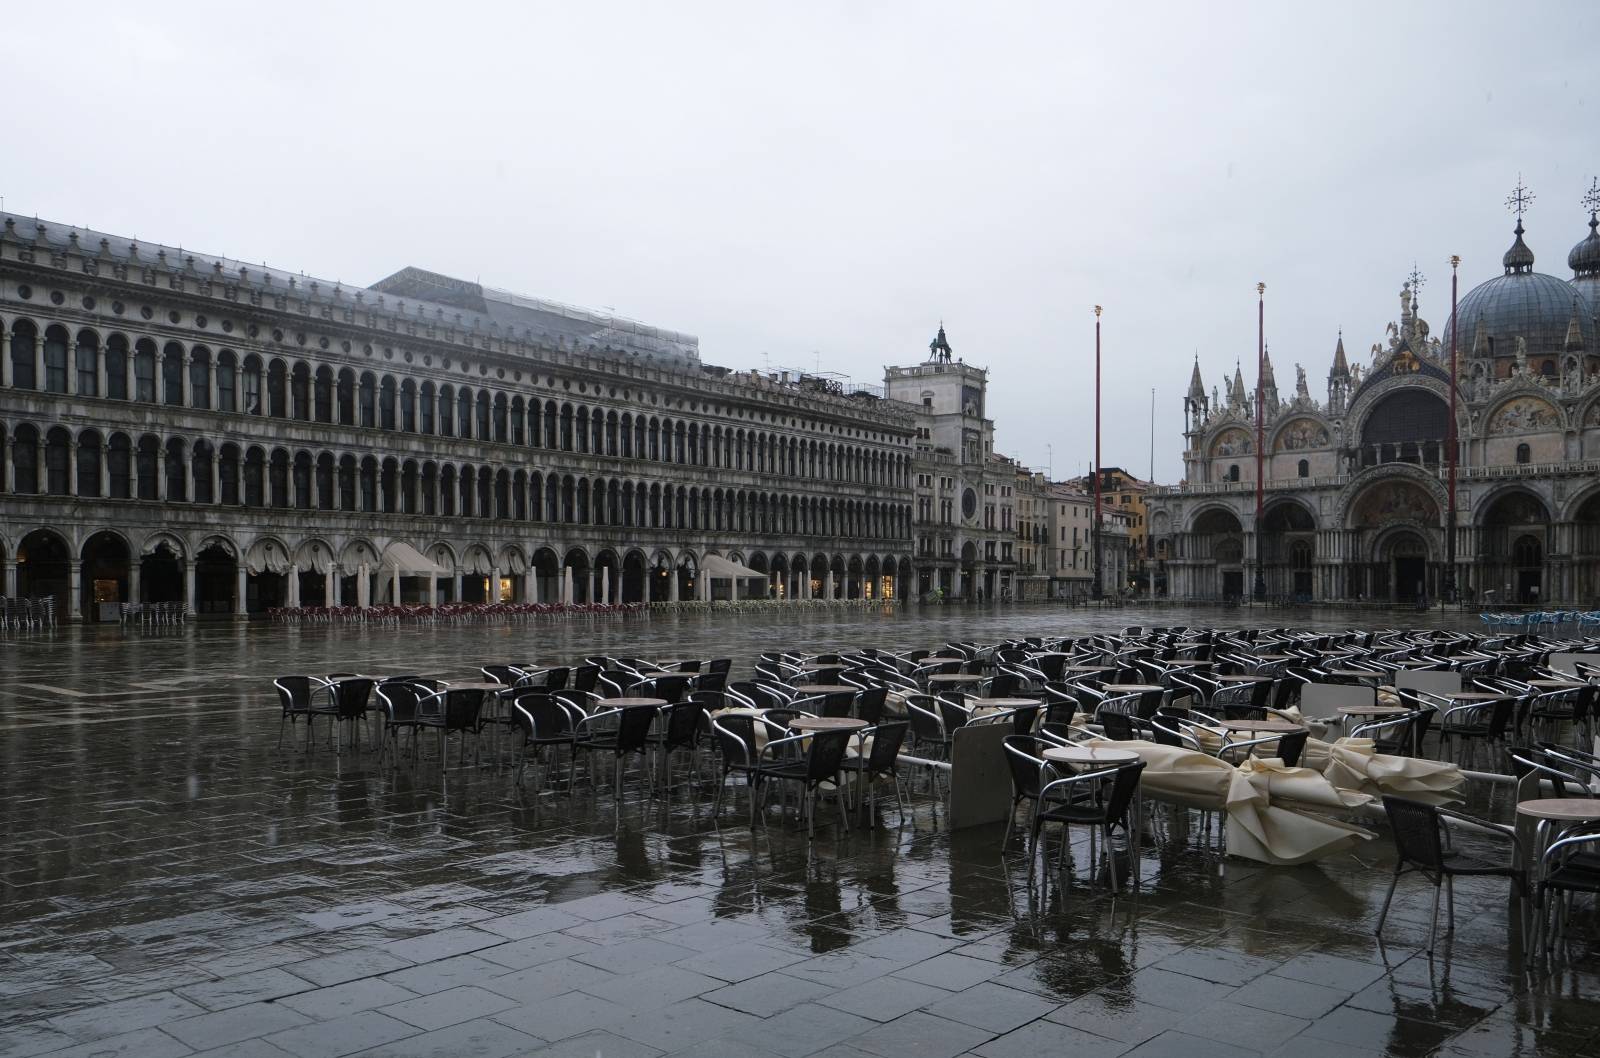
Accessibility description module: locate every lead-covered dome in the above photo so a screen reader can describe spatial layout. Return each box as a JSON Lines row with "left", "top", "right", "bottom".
{"left": 1571, "top": 212, "right": 1600, "bottom": 315}
{"left": 1441, "top": 220, "right": 1596, "bottom": 359}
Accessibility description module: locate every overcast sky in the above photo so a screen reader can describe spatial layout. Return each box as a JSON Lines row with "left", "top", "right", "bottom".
{"left": 6, "top": 2, "right": 1597, "bottom": 480}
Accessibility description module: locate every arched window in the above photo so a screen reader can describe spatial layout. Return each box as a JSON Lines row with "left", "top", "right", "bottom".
{"left": 1516, "top": 443, "right": 1531, "bottom": 465}
{"left": 105, "top": 335, "right": 128, "bottom": 400}
{"left": 1297, "top": 459, "right": 1309, "bottom": 478}
{"left": 11, "top": 426, "right": 38, "bottom": 492}
{"left": 108, "top": 434, "right": 131, "bottom": 498}
{"left": 43, "top": 329, "right": 69, "bottom": 393}
{"left": 134, "top": 341, "right": 157, "bottom": 402}
{"left": 189, "top": 348, "right": 211, "bottom": 409}
{"left": 162, "top": 345, "right": 184, "bottom": 404}
{"left": 45, "top": 428, "right": 70, "bottom": 495}
{"left": 1227, "top": 464, "right": 1240, "bottom": 482}
{"left": 216, "top": 351, "right": 237, "bottom": 413}
{"left": 76, "top": 333, "right": 98, "bottom": 396}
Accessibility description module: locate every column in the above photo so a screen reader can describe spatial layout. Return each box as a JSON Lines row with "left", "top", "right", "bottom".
{"left": 124, "top": 351, "right": 135, "bottom": 402}
{"left": 209, "top": 366, "right": 220, "bottom": 413}
{"left": 669, "top": 568, "right": 680, "bottom": 603}
{"left": 156, "top": 450, "right": 168, "bottom": 501}
{"left": 235, "top": 564, "right": 248, "bottom": 618}
{"left": 326, "top": 567, "right": 338, "bottom": 607}
{"left": 428, "top": 571, "right": 438, "bottom": 605}
{"left": 180, "top": 350, "right": 192, "bottom": 407}
{"left": 392, "top": 566, "right": 402, "bottom": 605}
{"left": 184, "top": 559, "right": 197, "bottom": 616}
{"left": 67, "top": 442, "right": 79, "bottom": 496}
{"left": 376, "top": 475, "right": 387, "bottom": 515}
{"left": 99, "top": 445, "right": 110, "bottom": 497}
{"left": 824, "top": 570, "right": 834, "bottom": 600}
{"left": 211, "top": 459, "right": 221, "bottom": 505}
{"left": 96, "top": 337, "right": 107, "bottom": 398}
{"left": 490, "top": 566, "right": 501, "bottom": 604}
{"left": 528, "top": 568, "right": 538, "bottom": 604}
{"left": 453, "top": 568, "right": 463, "bottom": 604}
{"left": 34, "top": 439, "right": 43, "bottom": 494}
{"left": 32, "top": 331, "right": 43, "bottom": 390}
{"left": 129, "top": 562, "right": 141, "bottom": 604}
{"left": 0, "top": 331, "right": 9, "bottom": 387}
{"left": 181, "top": 449, "right": 193, "bottom": 503}
{"left": 288, "top": 563, "right": 301, "bottom": 608}
{"left": 67, "top": 563, "right": 82, "bottom": 621}
{"left": 2, "top": 561, "right": 15, "bottom": 597}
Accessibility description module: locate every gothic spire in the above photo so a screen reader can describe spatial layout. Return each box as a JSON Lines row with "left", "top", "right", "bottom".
{"left": 1187, "top": 355, "right": 1206, "bottom": 400}
{"left": 1329, "top": 332, "right": 1349, "bottom": 378}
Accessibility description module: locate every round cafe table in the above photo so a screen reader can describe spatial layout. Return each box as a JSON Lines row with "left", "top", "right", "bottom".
{"left": 1216, "top": 674, "right": 1272, "bottom": 683}
{"left": 789, "top": 716, "right": 869, "bottom": 733}
{"left": 793, "top": 684, "right": 858, "bottom": 696}
{"left": 1517, "top": 798, "right": 1600, "bottom": 889}
{"left": 1441, "top": 691, "right": 1505, "bottom": 702}
{"left": 446, "top": 681, "right": 506, "bottom": 692}
{"left": 1528, "top": 679, "right": 1586, "bottom": 689}
{"left": 928, "top": 674, "right": 984, "bottom": 687}
{"left": 1108, "top": 684, "right": 1164, "bottom": 694}
{"left": 1063, "top": 665, "right": 1115, "bottom": 674}
{"left": 976, "top": 698, "right": 1043, "bottom": 709}
{"left": 1339, "top": 705, "right": 1408, "bottom": 718}
{"left": 1219, "top": 719, "right": 1302, "bottom": 734}
{"left": 1043, "top": 744, "right": 1141, "bottom": 767}
{"left": 607, "top": 697, "right": 669, "bottom": 709}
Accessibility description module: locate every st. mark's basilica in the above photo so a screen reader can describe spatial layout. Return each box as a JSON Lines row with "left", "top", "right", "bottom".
{"left": 1147, "top": 182, "right": 1600, "bottom": 606}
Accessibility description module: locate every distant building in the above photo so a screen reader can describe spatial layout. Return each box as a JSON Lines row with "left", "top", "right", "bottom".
{"left": 886, "top": 326, "right": 1019, "bottom": 600}
{"left": 1147, "top": 191, "right": 1600, "bottom": 604}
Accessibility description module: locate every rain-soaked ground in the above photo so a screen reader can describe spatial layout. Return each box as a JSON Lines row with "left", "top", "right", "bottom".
{"left": 1, "top": 604, "right": 1596, "bottom": 1058}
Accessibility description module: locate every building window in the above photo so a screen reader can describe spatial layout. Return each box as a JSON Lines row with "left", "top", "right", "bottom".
{"left": 1515, "top": 443, "right": 1531, "bottom": 465}
{"left": 1297, "top": 459, "right": 1309, "bottom": 478}
{"left": 1227, "top": 464, "right": 1240, "bottom": 482}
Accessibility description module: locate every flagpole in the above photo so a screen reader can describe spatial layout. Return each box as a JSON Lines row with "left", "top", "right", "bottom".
{"left": 1253, "top": 282, "right": 1266, "bottom": 601}
{"left": 1093, "top": 305, "right": 1103, "bottom": 602}
{"left": 1446, "top": 255, "right": 1460, "bottom": 604}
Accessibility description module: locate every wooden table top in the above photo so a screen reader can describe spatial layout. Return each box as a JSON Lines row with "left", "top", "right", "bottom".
{"left": 789, "top": 716, "right": 869, "bottom": 732}
{"left": 920, "top": 656, "right": 967, "bottom": 665}
{"left": 977, "top": 698, "right": 1043, "bottom": 708}
{"left": 927, "top": 673, "right": 984, "bottom": 683}
{"left": 607, "top": 697, "right": 668, "bottom": 708}
{"left": 1327, "top": 669, "right": 1383, "bottom": 678}
{"left": 793, "top": 685, "right": 858, "bottom": 695}
{"left": 1043, "top": 745, "right": 1142, "bottom": 766}
{"left": 1219, "top": 719, "right": 1303, "bottom": 733}
{"left": 1444, "top": 691, "right": 1505, "bottom": 701}
{"left": 1216, "top": 674, "right": 1273, "bottom": 683}
{"left": 1529, "top": 679, "right": 1587, "bottom": 689}
{"left": 1062, "top": 665, "right": 1115, "bottom": 673}
{"left": 1517, "top": 798, "right": 1600, "bottom": 821}
{"left": 446, "top": 682, "right": 506, "bottom": 692}
{"left": 1107, "top": 684, "right": 1165, "bottom": 694}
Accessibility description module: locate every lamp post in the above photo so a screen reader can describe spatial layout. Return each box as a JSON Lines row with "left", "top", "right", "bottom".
{"left": 1446, "top": 255, "right": 1460, "bottom": 605}
{"left": 1093, "top": 305, "right": 1103, "bottom": 602}
{"left": 1253, "top": 282, "right": 1266, "bottom": 601}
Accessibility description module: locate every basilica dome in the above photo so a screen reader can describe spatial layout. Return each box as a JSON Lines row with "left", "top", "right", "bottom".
{"left": 1570, "top": 213, "right": 1600, "bottom": 317}
{"left": 1441, "top": 220, "right": 1596, "bottom": 361}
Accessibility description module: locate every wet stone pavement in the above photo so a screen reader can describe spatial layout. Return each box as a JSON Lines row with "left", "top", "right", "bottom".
{"left": 1, "top": 606, "right": 1597, "bottom": 1058}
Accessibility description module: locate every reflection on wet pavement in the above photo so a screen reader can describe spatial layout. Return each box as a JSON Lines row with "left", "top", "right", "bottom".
{"left": 1, "top": 606, "right": 1596, "bottom": 1057}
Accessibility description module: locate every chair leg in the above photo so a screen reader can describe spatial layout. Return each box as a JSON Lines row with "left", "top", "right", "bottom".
{"left": 1376, "top": 870, "right": 1401, "bottom": 934}
{"left": 1427, "top": 878, "right": 1442, "bottom": 954}
{"left": 1445, "top": 875, "right": 1455, "bottom": 932}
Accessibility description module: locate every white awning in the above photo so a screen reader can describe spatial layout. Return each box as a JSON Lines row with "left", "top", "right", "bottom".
{"left": 702, "top": 554, "right": 768, "bottom": 581}
{"left": 245, "top": 539, "right": 291, "bottom": 575}
{"left": 380, "top": 541, "right": 447, "bottom": 577}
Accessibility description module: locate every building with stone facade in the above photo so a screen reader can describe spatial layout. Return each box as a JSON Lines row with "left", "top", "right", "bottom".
{"left": 1147, "top": 193, "right": 1600, "bottom": 606}
{"left": 0, "top": 213, "right": 917, "bottom": 620}
{"left": 887, "top": 327, "right": 1020, "bottom": 601}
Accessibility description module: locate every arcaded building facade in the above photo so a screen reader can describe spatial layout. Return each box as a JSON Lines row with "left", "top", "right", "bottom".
{"left": 0, "top": 214, "right": 915, "bottom": 620}
{"left": 1148, "top": 194, "right": 1600, "bottom": 606}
